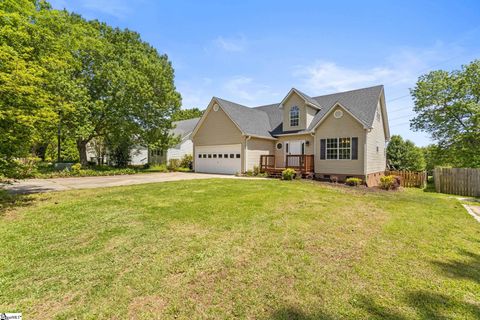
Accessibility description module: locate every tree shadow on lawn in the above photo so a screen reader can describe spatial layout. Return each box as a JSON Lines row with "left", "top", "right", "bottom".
{"left": 0, "top": 190, "right": 36, "bottom": 216}
{"left": 356, "top": 290, "right": 480, "bottom": 320}
{"left": 432, "top": 249, "right": 480, "bottom": 285}
{"left": 270, "top": 290, "right": 480, "bottom": 320}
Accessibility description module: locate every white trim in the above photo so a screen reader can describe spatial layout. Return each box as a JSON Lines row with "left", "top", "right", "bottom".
{"left": 378, "top": 88, "right": 391, "bottom": 140}
{"left": 245, "top": 135, "right": 251, "bottom": 172}
{"left": 311, "top": 102, "right": 370, "bottom": 131}
{"left": 274, "top": 131, "right": 312, "bottom": 137}
{"left": 289, "top": 105, "right": 300, "bottom": 127}
{"left": 363, "top": 129, "right": 368, "bottom": 176}
{"left": 324, "top": 137, "right": 353, "bottom": 160}
{"left": 244, "top": 134, "right": 277, "bottom": 141}
{"left": 278, "top": 88, "right": 321, "bottom": 110}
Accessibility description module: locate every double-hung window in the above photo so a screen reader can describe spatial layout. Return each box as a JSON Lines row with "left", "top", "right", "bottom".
{"left": 290, "top": 106, "right": 299, "bottom": 127}
{"left": 326, "top": 137, "right": 352, "bottom": 160}
{"left": 326, "top": 138, "right": 338, "bottom": 159}
{"left": 338, "top": 137, "right": 351, "bottom": 159}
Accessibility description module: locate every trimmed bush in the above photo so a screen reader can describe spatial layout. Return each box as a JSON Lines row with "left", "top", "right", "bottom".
{"left": 345, "top": 177, "right": 362, "bottom": 186}
{"left": 179, "top": 154, "right": 193, "bottom": 169}
{"left": 71, "top": 163, "right": 82, "bottom": 174}
{"left": 380, "top": 175, "right": 397, "bottom": 190}
{"left": 167, "top": 159, "right": 180, "bottom": 170}
{"left": 282, "top": 168, "right": 296, "bottom": 180}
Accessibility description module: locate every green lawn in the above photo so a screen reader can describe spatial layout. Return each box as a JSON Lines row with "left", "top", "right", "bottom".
{"left": 0, "top": 179, "right": 479, "bottom": 319}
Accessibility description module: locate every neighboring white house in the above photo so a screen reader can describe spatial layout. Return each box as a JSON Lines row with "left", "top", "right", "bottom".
{"left": 86, "top": 117, "right": 200, "bottom": 166}
{"left": 149, "top": 117, "right": 200, "bottom": 165}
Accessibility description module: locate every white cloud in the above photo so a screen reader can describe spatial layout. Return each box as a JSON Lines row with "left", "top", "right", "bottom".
{"left": 294, "top": 61, "right": 394, "bottom": 93}
{"left": 213, "top": 34, "right": 247, "bottom": 52}
{"left": 223, "top": 76, "right": 280, "bottom": 105}
{"left": 294, "top": 43, "right": 465, "bottom": 94}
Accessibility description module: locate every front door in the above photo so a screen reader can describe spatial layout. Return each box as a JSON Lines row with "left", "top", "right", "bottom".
{"left": 285, "top": 140, "right": 304, "bottom": 167}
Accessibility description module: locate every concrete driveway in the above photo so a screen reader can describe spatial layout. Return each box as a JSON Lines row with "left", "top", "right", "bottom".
{"left": 2, "top": 172, "right": 243, "bottom": 194}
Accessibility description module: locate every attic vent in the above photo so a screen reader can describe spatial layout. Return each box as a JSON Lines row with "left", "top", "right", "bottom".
{"left": 334, "top": 110, "right": 343, "bottom": 119}
{"left": 213, "top": 104, "right": 219, "bottom": 112}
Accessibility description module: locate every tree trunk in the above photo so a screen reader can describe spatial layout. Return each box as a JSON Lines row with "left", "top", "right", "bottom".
{"left": 77, "top": 140, "right": 88, "bottom": 166}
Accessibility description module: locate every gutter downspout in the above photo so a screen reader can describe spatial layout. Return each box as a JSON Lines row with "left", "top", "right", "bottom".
{"left": 364, "top": 129, "right": 370, "bottom": 181}
{"left": 245, "top": 135, "right": 252, "bottom": 173}
{"left": 310, "top": 132, "right": 316, "bottom": 175}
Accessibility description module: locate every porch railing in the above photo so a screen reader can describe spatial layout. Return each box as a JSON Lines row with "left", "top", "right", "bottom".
{"left": 260, "top": 154, "right": 314, "bottom": 173}
{"left": 260, "top": 155, "right": 275, "bottom": 171}
{"left": 286, "top": 154, "right": 314, "bottom": 172}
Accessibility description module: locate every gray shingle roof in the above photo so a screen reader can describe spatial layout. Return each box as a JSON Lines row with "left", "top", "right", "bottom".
{"left": 293, "top": 88, "right": 322, "bottom": 109}
{"left": 171, "top": 117, "right": 201, "bottom": 139}
{"left": 215, "top": 97, "right": 274, "bottom": 138}
{"left": 212, "top": 85, "right": 384, "bottom": 138}
{"left": 308, "top": 85, "right": 384, "bottom": 130}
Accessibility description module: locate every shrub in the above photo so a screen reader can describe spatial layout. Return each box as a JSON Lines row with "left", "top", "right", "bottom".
{"left": 147, "top": 164, "right": 168, "bottom": 173}
{"left": 380, "top": 175, "right": 397, "bottom": 190}
{"left": 253, "top": 165, "right": 260, "bottom": 176}
{"left": 71, "top": 163, "right": 82, "bottom": 174}
{"left": 167, "top": 159, "right": 180, "bottom": 170}
{"left": 346, "top": 177, "right": 362, "bottom": 186}
{"left": 245, "top": 170, "right": 254, "bottom": 177}
{"left": 282, "top": 168, "right": 296, "bottom": 180}
{"left": 0, "top": 158, "right": 39, "bottom": 179}
{"left": 179, "top": 154, "right": 193, "bottom": 169}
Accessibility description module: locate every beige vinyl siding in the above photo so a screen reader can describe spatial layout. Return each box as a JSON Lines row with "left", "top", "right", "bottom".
{"left": 314, "top": 107, "right": 365, "bottom": 175}
{"left": 305, "top": 105, "right": 317, "bottom": 129}
{"left": 192, "top": 106, "right": 246, "bottom": 172}
{"left": 274, "top": 134, "right": 314, "bottom": 168}
{"left": 246, "top": 137, "right": 275, "bottom": 171}
{"left": 366, "top": 102, "right": 387, "bottom": 173}
{"left": 282, "top": 93, "right": 307, "bottom": 131}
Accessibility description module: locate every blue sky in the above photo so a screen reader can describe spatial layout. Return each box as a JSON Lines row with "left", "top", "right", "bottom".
{"left": 49, "top": 0, "right": 480, "bottom": 146}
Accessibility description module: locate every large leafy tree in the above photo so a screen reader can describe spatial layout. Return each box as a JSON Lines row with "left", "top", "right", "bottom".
{"left": 410, "top": 60, "right": 480, "bottom": 168}
{"left": 62, "top": 22, "right": 181, "bottom": 165}
{"left": 387, "top": 135, "right": 426, "bottom": 171}
{"left": 0, "top": 0, "right": 57, "bottom": 163}
{"left": 172, "top": 107, "right": 203, "bottom": 121}
{"left": 0, "top": 0, "right": 181, "bottom": 168}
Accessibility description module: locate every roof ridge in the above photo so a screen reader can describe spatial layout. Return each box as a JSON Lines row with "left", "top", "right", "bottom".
{"left": 311, "top": 84, "right": 384, "bottom": 100}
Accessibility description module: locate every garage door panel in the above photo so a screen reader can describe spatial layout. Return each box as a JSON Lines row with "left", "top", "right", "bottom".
{"left": 195, "top": 144, "right": 241, "bottom": 174}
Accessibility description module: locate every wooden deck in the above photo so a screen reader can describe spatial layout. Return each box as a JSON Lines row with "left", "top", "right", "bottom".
{"left": 260, "top": 154, "right": 314, "bottom": 178}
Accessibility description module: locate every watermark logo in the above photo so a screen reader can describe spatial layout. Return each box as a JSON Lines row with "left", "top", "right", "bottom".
{"left": 0, "top": 314, "right": 22, "bottom": 320}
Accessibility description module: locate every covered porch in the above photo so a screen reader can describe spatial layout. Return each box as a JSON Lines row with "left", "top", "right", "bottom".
{"left": 259, "top": 154, "right": 314, "bottom": 178}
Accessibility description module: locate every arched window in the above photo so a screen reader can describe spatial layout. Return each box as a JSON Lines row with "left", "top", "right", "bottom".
{"left": 290, "top": 106, "right": 299, "bottom": 127}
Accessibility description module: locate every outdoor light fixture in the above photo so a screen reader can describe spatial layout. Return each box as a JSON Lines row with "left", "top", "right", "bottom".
{"left": 305, "top": 141, "right": 310, "bottom": 147}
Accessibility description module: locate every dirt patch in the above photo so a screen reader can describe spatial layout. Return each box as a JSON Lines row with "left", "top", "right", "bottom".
{"left": 128, "top": 295, "right": 167, "bottom": 318}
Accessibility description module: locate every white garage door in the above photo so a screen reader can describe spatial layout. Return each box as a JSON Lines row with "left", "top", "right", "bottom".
{"left": 195, "top": 144, "right": 242, "bottom": 174}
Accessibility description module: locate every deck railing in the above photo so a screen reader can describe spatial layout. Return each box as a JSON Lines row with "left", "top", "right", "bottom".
{"left": 260, "top": 154, "right": 314, "bottom": 173}
{"left": 260, "top": 155, "right": 276, "bottom": 171}
{"left": 286, "top": 155, "right": 314, "bottom": 172}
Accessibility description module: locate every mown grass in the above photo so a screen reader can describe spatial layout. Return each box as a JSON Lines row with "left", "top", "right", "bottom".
{"left": 0, "top": 179, "right": 479, "bottom": 319}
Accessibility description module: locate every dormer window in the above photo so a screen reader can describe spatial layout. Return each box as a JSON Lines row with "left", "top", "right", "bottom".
{"left": 290, "top": 106, "right": 299, "bottom": 127}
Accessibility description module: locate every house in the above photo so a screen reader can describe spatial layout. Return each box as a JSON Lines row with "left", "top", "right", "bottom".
{"left": 191, "top": 85, "right": 390, "bottom": 186}
{"left": 148, "top": 117, "right": 200, "bottom": 165}
{"left": 86, "top": 117, "right": 200, "bottom": 166}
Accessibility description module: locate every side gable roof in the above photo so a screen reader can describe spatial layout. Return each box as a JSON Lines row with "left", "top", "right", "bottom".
{"left": 171, "top": 117, "right": 201, "bottom": 140}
